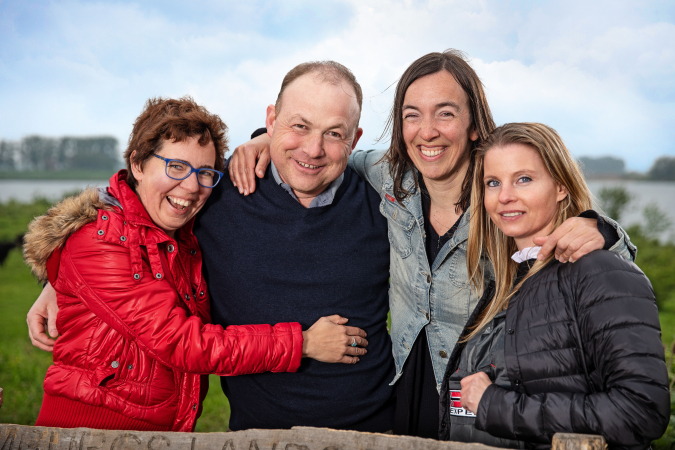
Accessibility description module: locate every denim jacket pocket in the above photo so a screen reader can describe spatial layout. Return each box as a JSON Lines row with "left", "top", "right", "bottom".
{"left": 447, "top": 240, "right": 470, "bottom": 289}
{"left": 380, "top": 197, "right": 415, "bottom": 258}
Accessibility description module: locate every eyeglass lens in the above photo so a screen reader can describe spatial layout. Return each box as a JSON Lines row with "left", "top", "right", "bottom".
{"left": 166, "top": 161, "right": 220, "bottom": 187}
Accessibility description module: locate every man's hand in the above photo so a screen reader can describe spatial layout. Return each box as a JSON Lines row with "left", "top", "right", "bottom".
{"left": 460, "top": 371, "right": 492, "bottom": 414}
{"left": 534, "top": 217, "right": 604, "bottom": 263}
{"left": 302, "top": 315, "right": 368, "bottom": 364}
{"left": 27, "top": 282, "right": 60, "bottom": 351}
{"left": 228, "top": 133, "right": 272, "bottom": 196}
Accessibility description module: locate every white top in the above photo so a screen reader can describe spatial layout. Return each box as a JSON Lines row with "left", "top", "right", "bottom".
{"left": 511, "top": 246, "right": 541, "bottom": 263}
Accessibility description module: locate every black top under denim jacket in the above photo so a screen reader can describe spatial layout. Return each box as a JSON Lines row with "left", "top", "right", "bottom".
{"left": 393, "top": 175, "right": 464, "bottom": 438}
{"left": 439, "top": 252, "right": 669, "bottom": 449}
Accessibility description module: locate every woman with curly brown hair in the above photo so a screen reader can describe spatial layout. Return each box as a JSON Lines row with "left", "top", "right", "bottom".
{"left": 23, "top": 97, "right": 367, "bottom": 431}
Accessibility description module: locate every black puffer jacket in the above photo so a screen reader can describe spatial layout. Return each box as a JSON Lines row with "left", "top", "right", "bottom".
{"left": 440, "top": 250, "right": 670, "bottom": 449}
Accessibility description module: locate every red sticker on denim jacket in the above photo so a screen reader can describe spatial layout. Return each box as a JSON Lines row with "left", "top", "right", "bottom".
{"left": 449, "top": 391, "right": 475, "bottom": 417}
{"left": 385, "top": 194, "right": 396, "bottom": 202}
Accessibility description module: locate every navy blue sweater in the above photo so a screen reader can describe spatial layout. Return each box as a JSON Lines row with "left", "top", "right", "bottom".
{"left": 194, "top": 165, "right": 394, "bottom": 431}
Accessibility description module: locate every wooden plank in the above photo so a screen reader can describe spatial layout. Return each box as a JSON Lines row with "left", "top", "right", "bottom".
{"left": 552, "top": 433, "right": 606, "bottom": 450}
{"left": 0, "top": 424, "right": 498, "bottom": 450}
{"left": 0, "top": 425, "right": 605, "bottom": 450}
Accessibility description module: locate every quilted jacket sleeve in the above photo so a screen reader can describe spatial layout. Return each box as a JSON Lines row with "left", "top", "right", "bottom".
{"left": 476, "top": 252, "right": 670, "bottom": 447}
{"left": 53, "top": 222, "right": 303, "bottom": 376}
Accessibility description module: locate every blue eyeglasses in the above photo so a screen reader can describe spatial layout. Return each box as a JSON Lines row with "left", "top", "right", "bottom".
{"left": 152, "top": 154, "right": 223, "bottom": 188}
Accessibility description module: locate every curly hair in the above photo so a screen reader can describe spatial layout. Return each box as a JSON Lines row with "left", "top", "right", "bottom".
{"left": 124, "top": 96, "right": 228, "bottom": 190}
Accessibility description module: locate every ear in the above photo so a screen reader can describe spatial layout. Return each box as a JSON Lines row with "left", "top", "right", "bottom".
{"left": 265, "top": 104, "right": 276, "bottom": 136}
{"left": 349, "top": 128, "right": 364, "bottom": 154}
{"left": 469, "top": 126, "right": 479, "bottom": 142}
{"left": 556, "top": 183, "right": 569, "bottom": 203}
{"left": 130, "top": 150, "right": 144, "bottom": 181}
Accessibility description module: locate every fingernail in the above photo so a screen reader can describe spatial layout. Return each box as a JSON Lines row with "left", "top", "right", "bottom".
{"left": 258, "top": 171, "right": 263, "bottom": 177}
{"left": 238, "top": 187, "right": 243, "bottom": 194}
{"left": 244, "top": 189, "right": 248, "bottom": 195}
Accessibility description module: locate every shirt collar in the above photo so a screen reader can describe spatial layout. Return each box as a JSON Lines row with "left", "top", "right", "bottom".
{"left": 270, "top": 161, "right": 344, "bottom": 208}
{"left": 511, "top": 246, "right": 541, "bottom": 263}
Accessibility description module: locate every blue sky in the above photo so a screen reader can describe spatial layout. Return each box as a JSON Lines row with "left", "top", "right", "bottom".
{"left": 1, "top": 0, "right": 674, "bottom": 171}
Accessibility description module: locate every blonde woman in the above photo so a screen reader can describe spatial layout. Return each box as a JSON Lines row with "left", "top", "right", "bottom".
{"left": 439, "top": 123, "right": 669, "bottom": 448}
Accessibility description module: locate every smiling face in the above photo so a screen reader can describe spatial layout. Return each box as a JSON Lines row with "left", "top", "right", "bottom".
{"left": 402, "top": 70, "right": 479, "bottom": 183}
{"left": 483, "top": 143, "right": 568, "bottom": 250}
{"left": 131, "top": 136, "right": 216, "bottom": 238}
{"left": 266, "top": 73, "right": 363, "bottom": 206}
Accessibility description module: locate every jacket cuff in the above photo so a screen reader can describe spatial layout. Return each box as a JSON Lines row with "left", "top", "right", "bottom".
{"left": 475, "top": 383, "right": 499, "bottom": 431}
{"left": 579, "top": 209, "right": 619, "bottom": 250}
{"left": 286, "top": 322, "right": 303, "bottom": 373}
{"left": 251, "top": 127, "right": 267, "bottom": 140}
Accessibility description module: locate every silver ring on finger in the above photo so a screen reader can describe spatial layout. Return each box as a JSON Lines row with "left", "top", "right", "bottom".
{"left": 351, "top": 337, "right": 358, "bottom": 347}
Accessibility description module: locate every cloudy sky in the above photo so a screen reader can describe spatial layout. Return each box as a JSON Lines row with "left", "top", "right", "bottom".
{"left": 1, "top": 0, "right": 673, "bottom": 171}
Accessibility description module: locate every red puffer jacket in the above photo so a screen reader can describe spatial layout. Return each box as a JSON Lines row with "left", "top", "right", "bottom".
{"left": 23, "top": 171, "right": 303, "bottom": 431}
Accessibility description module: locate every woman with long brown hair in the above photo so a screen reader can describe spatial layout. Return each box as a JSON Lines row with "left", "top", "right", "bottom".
{"left": 226, "top": 50, "right": 636, "bottom": 438}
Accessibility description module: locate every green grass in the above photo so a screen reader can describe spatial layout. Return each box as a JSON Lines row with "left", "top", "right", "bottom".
{"left": 0, "top": 198, "right": 54, "bottom": 242}
{"left": 0, "top": 170, "right": 117, "bottom": 180}
{"left": 0, "top": 249, "right": 52, "bottom": 425}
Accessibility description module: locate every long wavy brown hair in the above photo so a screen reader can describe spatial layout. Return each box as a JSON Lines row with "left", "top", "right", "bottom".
{"left": 381, "top": 49, "right": 495, "bottom": 211}
{"left": 464, "top": 123, "right": 592, "bottom": 341}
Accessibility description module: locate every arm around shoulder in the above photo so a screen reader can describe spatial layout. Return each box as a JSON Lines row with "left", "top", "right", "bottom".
{"left": 348, "top": 149, "right": 388, "bottom": 193}
{"left": 592, "top": 211, "right": 637, "bottom": 261}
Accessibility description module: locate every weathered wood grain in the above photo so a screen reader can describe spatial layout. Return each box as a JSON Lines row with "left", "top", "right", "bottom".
{"left": 0, "top": 424, "right": 605, "bottom": 450}
{"left": 552, "top": 433, "right": 607, "bottom": 450}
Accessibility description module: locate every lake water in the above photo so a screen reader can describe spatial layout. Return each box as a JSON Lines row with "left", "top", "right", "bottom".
{"left": 2, "top": 178, "right": 675, "bottom": 240}
{"left": 0, "top": 180, "right": 110, "bottom": 203}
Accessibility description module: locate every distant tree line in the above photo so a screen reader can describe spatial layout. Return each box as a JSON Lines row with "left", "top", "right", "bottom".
{"left": 0, "top": 136, "right": 121, "bottom": 172}
{"left": 578, "top": 155, "right": 675, "bottom": 181}
{"left": 648, "top": 156, "right": 675, "bottom": 181}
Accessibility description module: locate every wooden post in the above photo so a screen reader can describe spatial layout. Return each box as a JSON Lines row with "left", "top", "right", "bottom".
{"left": 0, "top": 424, "right": 606, "bottom": 450}
{"left": 0, "top": 387, "right": 3, "bottom": 409}
{"left": 552, "top": 433, "right": 607, "bottom": 450}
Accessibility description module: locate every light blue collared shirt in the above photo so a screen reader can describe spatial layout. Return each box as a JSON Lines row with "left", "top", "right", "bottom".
{"left": 270, "top": 161, "right": 344, "bottom": 208}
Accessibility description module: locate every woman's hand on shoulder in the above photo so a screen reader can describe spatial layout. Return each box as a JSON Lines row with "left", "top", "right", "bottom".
{"left": 534, "top": 217, "right": 604, "bottom": 263}
{"left": 228, "top": 133, "right": 272, "bottom": 196}
{"left": 302, "top": 315, "right": 368, "bottom": 364}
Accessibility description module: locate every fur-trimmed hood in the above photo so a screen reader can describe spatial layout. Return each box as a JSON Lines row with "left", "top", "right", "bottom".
{"left": 23, "top": 187, "right": 112, "bottom": 283}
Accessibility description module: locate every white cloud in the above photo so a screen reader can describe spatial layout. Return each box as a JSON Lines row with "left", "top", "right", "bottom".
{"left": 0, "top": 0, "right": 673, "bottom": 171}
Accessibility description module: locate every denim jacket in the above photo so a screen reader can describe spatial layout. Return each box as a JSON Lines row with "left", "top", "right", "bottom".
{"left": 349, "top": 149, "right": 637, "bottom": 391}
